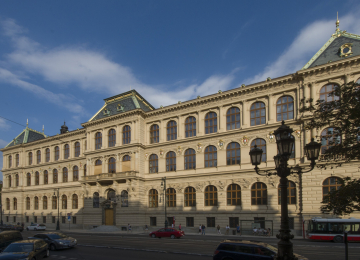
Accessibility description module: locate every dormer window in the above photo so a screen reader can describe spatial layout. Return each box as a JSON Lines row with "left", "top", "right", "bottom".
{"left": 339, "top": 43, "right": 353, "bottom": 57}
{"left": 103, "top": 108, "right": 110, "bottom": 116}
{"left": 117, "top": 104, "right": 124, "bottom": 112}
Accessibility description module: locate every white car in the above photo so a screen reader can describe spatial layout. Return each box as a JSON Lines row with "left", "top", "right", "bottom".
{"left": 26, "top": 223, "right": 46, "bottom": 231}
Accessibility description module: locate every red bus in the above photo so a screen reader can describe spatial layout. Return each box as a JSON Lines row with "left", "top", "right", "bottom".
{"left": 307, "top": 218, "right": 360, "bottom": 242}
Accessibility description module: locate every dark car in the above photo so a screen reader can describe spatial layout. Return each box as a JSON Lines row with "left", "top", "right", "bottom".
{"left": 213, "top": 240, "right": 308, "bottom": 260}
{"left": 0, "top": 225, "right": 13, "bottom": 232}
{"left": 0, "top": 231, "right": 23, "bottom": 251}
{"left": 12, "top": 226, "right": 24, "bottom": 233}
{"left": 149, "top": 228, "right": 185, "bottom": 239}
{"left": 0, "top": 239, "right": 49, "bottom": 259}
{"left": 29, "top": 232, "right": 77, "bottom": 251}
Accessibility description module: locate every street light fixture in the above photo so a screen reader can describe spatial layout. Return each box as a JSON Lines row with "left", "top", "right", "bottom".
{"left": 53, "top": 188, "right": 60, "bottom": 231}
{"left": 160, "top": 177, "right": 169, "bottom": 228}
{"left": 249, "top": 121, "right": 321, "bottom": 260}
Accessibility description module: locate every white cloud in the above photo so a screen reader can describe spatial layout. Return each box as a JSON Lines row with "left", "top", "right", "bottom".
{"left": 0, "top": 118, "right": 10, "bottom": 130}
{"left": 244, "top": 11, "right": 360, "bottom": 84}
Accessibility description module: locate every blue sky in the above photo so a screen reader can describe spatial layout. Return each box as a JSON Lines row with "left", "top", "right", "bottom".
{"left": 1, "top": 0, "right": 360, "bottom": 179}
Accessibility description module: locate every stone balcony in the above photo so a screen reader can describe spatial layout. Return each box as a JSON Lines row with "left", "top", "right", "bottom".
{"left": 81, "top": 171, "right": 139, "bottom": 185}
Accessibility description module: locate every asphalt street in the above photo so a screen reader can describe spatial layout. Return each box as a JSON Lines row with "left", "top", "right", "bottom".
{"left": 21, "top": 231, "right": 360, "bottom": 260}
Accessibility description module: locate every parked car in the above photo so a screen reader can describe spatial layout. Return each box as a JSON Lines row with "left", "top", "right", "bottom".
{"left": 213, "top": 240, "right": 308, "bottom": 260}
{"left": 0, "top": 231, "right": 23, "bottom": 251}
{"left": 0, "top": 225, "right": 14, "bottom": 232}
{"left": 26, "top": 224, "right": 46, "bottom": 231}
{"left": 29, "top": 232, "right": 77, "bottom": 251}
{"left": 13, "top": 225, "right": 24, "bottom": 232}
{"left": 0, "top": 239, "right": 49, "bottom": 259}
{"left": 149, "top": 228, "right": 185, "bottom": 239}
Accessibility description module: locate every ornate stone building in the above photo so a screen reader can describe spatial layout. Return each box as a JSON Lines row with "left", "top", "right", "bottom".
{"left": 1, "top": 22, "right": 360, "bottom": 234}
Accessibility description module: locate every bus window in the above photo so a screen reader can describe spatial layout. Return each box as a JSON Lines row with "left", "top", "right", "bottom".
{"left": 352, "top": 224, "right": 360, "bottom": 234}
{"left": 315, "top": 223, "right": 328, "bottom": 233}
{"left": 329, "top": 223, "right": 342, "bottom": 233}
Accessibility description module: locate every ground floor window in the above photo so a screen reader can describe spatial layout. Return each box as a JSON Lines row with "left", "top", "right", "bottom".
{"left": 62, "top": 216, "right": 66, "bottom": 224}
{"left": 43, "top": 217, "right": 46, "bottom": 223}
{"left": 167, "top": 217, "right": 174, "bottom": 226}
{"left": 73, "top": 217, "right": 77, "bottom": 224}
{"left": 207, "top": 217, "right": 215, "bottom": 228}
{"left": 52, "top": 216, "right": 56, "bottom": 224}
{"left": 254, "top": 217, "right": 265, "bottom": 229}
{"left": 150, "top": 217, "right": 156, "bottom": 226}
{"left": 289, "top": 217, "right": 294, "bottom": 230}
{"left": 229, "top": 217, "right": 239, "bottom": 228}
{"left": 6, "top": 216, "right": 9, "bottom": 222}
{"left": 34, "top": 216, "right": 37, "bottom": 223}
{"left": 186, "top": 217, "right": 194, "bottom": 227}
{"left": 13, "top": 216, "right": 16, "bottom": 223}
{"left": 26, "top": 216, "right": 29, "bottom": 223}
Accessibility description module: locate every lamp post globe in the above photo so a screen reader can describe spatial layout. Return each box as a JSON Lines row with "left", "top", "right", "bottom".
{"left": 249, "top": 145, "right": 263, "bottom": 166}
{"left": 304, "top": 138, "right": 322, "bottom": 162}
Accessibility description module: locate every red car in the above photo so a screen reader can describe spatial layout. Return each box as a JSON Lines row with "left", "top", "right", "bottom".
{"left": 149, "top": 228, "right": 185, "bottom": 239}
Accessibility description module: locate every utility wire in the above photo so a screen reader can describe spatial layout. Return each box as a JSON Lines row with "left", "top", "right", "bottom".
{"left": 0, "top": 115, "right": 27, "bottom": 128}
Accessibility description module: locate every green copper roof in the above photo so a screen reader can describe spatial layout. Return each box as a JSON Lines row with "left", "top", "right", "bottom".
{"left": 5, "top": 126, "right": 46, "bottom": 148}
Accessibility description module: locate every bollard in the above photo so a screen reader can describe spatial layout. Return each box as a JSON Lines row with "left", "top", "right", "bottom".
{"left": 344, "top": 232, "right": 348, "bottom": 260}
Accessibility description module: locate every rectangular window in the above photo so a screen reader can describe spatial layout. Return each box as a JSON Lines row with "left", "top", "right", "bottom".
{"left": 6, "top": 216, "right": 9, "bottom": 222}
{"left": 16, "top": 154, "right": 19, "bottom": 167}
{"left": 43, "top": 216, "right": 46, "bottom": 223}
{"left": 13, "top": 216, "right": 16, "bottom": 223}
{"left": 207, "top": 217, "right": 215, "bottom": 228}
{"left": 73, "top": 217, "right": 76, "bottom": 224}
{"left": 34, "top": 216, "right": 37, "bottom": 223}
{"left": 289, "top": 217, "right": 294, "bottom": 230}
{"left": 167, "top": 217, "right": 173, "bottom": 226}
{"left": 26, "top": 216, "right": 29, "bottom": 223}
{"left": 150, "top": 217, "right": 157, "bottom": 227}
{"left": 46, "top": 149, "right": 50, "bottom": 162}
{"left": 229, "top": 217, "right": 239, "bottom": 228}
{"left": 52, "top": 216, "right": 56, "bottom": 224}
{"left": 254, "top": 217, "right": 265, "bottom": 229}
{"left": 62, "top": 216, "right": 66, "bottom": 224}
{"left": 186, "top": 217, "right": 194, "bottom": 227}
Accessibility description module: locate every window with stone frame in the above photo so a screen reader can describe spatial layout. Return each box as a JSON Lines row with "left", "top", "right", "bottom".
{"left": 251, "top": 138, "right": 266, "bottom": 162}
{"left": 108, "top": 129, "right": 116, "bottom": 147}
{"left": 63, "top": 167, "right": 68, "bottom": 182}
{"left": 52, "top": 196, "right": 57, "bottom": 209}
{"left": 204, "top": 185, "right": 217, "bottom": 206}
{"left": 149, "top": 154, "right": 158, "bottom": 173}
{"left": 123, "top": 125, "right": 131, "bottom": 144}
{"left": 108, "top": 157, "right": 116, "bottom": 173}
{"left": 29, "top": 152, "right": 33, "bottom": 165}
{"left": 93, "top": 192, "right": 100, "bottom": 208}
{"left": 207, "top": 217, "right": 215, "bottom": 228}
{"left": 43, "top": 196, "right": 47, "bottom": 210}
{"left": 64, "top": 144, "right": 69, "bottom": 159}
{"left": 167, "top": 121, "right": 177, "bottom": 141}
{"left": 166, "top": 152, "right": 176, "bottom": 172}
{"left": 8, "top": 155, "right": 12, "bottom": 168}
{"left": 44, "top": 171, "right": 48, "bottom": 184}
{"left": 276, "top": 96, "right": 294, "bottom": 121}
{"left": 15, "top": 174, "right": 19, "bottom": 186}
{"left": 184, "top": 187, "right": 196, "bottom": 207}
{"left": 26, "top": 197, "right": 30, "bottom": 210}
{"left": 27, "top": 172, "right": 31, "bottom": 186}
{"left": 35, "top": 171, "right": 39, "bottom": 185}
{"left": 62, "top": 195, "right": 67, "bottom": 209}
{"left": 54, "top": 146, "right": 59, "bottom": 161}
{"left": 16, "top": 154, "right": 19, "bottom": 166}
{"left": 45, "top": 148, "right": 50, "bottom": 162}
{"left": 36, "top": 150, "right": 41, "bottom": 164}
{"left": 74, "top": 142, "right": 80, "bottom": 157}
{"left": 13, "top": 198, "right": 17, "bottom": 210}
{"left": 185, "top": 116, "right": 196, "bottom": 137}
{"left": 184, "top": 148, "right": 196, "bottom": 170}
{"left": 73, "top": 166, "right": 79, "bottom": 181}
{"left": 226, "top": 107, "right": 240, "bottom": 130}
{"left": 53, "top": 169, "right": 58, "bottom": 183}
{"left": 205, "top": 145, "right": 217, "bottom": 167}
{"left": 250, "top": 102, "right": 266, "bottom": 126}
{"left": 166, "top": 188, "right": 176, "bottom": 207}
{"left": 278, "top": 181, "right": 296, "bottom": 205}
{"left": 323, "top": 177, "right": 342, "bottom": 200}
{"left": 205, "top": 112, "right": 217, "bottom": 134}
{"left": 227, "top": 184, "right": 241, "bottom": 206}
{"left": 72, "top": 194, "right": 78, "bottom": 209}
{"left": 34, "top": 197, "right": 39, "bottom": 210}
{"left": 226, "top": 142, "right": 240, "bottom": 165}
{"left": 320, "top": 84, "right": 340, "bottom": 103}
{"left": 150, "top": 124, "right": 159, "bottom": 143}
{"left": 149, "top": 189, "right": 158, "bottom": 208}
{"left": 251, "top": 182, "right": 267, "bottom": 205}
{"left": 95, "top": 132, "right": 102, "bottom": 150}
{"left": 121, "top": 190, "right": 128, "bottom": 207}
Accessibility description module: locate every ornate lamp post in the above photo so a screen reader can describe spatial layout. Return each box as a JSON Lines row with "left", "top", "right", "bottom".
{"left": 249, "top": 121, "right": 321, "bottom": 260}
{"left": 54, "top": 188, "right": 60, "bottom": 230}
{"left": 160, "top": 177, "right": 169, "bottom": 228}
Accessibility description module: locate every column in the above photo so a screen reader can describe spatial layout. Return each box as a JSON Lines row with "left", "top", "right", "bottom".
{"left": 268, "top": 94, "right": 274, "bottom": 124}
{"left": 178, "top": 116, "right": 184, "bottom": 139}
{"left": 198, "top": 111, "right": 204, "bottom": 136}
{"left": 218, "top": 106, "right": 226, "bottom": 132}
{"left": 242, "top": 100, "right": 248, "bottom": 128}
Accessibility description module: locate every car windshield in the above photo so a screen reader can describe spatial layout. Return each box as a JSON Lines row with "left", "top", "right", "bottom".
{"left": 4, "top": 243, "right": 34, "bottom": 253}
{"left": 47, "top": 233, "right": 67, "bottom": 239}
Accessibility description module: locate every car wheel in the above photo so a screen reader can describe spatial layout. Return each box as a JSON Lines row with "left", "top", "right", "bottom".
{"left": 170, "top": 235, "right": 175, "bottom": 239}
{"left": 151, "top": 234, "right": 156, "bottom": 238}
{"left": 50, "top": 244, "right": 56, "bottom": 251}
{"left": 44, "top": 249, "right": 50, "bottom": 258}
{"left": 333, "top": 236, "right": 343, "bottom": 243}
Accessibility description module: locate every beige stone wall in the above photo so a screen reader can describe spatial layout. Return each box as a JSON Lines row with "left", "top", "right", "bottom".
{"left": 1, "top": 55, "right": 360, "bottom": 234}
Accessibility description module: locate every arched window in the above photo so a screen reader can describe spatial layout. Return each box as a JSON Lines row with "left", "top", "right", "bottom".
{"left": 16, "top": 154, "right": 19, "bottom": 167}
{"left": 35, "top": 171, "right": 39, "bottom": 185}
{"left": 13, "top": 198, "right": 17, "bottom": 210}
{"left": 123, "top": 155, "right": 130, "bottom": 161}
{"left": 43, "top": 196, "right": 47, "bottom": 210}
{"left": 108, "top": 129, "right": 116, "bottom": 147}
{"left": 93, "top": 192, "right": 100, "bottom": 208}
{"left": 107, "top": 189, "right": 116, "bottom": 201}
{"left": 149, "top": 154, "right": 158, "bottom": 173}
{"left": 278, "top": 181, "right": 296, "bottom": 205}
{"left": 26, "top": 197, "right": 30, "bottom": 210}
{"left": 251, "top": 182, "right": 267, "bottom": 205}
{"left": 123, "top": 125, "right": 131, "bottom": 144}
{"left": 84, "top": 164, "right": 87, "bottom": 176}
{"left": 52, "top": 196, "right": 57, "bottom": 209}
{"left": 94, "top": 159, "right": 102, "bottom": 175}
{"left": 184, "top": 187, "right": 196, "bottom": 207}
{"left": 321, "top": 127, "right": 341, "bottom": 154}
{"left": 53, "top": 169, "right": 58, "bottom": 183}
{"left": 149, "top": 189, "right": 158, "bottom": 208}
{"left": 45, "top": 148, "right": 50, "bottom": 162}
{"left": 150, "top": 124, "right": 159, "bottom": 144}
{"left": 121, "top": 190, "right": 128, "bottom": 207}
{"left": 320, "top": 84, "right": 339, "bottom": 102}
{"left": 27, "top": 173, "right": 31, "bottom": 186}
{"left": 205, "top": 145, "right": 217, "bottom": 168}
{"left": 8, "top": 175, "right": 11, "bottom": 187}
{"left": 185, "top": 116, "right": 196, "bottom": 137}
{"left": 250, "top": 102, "right": 266, "bottom": 126}
{"left": 95, "top": 132, "right": 102, "bottom": 150}
{"left": 8, "top": 155, "right": 12, "bottom": 168}
{"left": 108, "top": 157, "right": 116, "bottom": 173}
{"left": 74, "top": 142, "right": 80, "bottom": 157}
{"left": 64, "top": 144, "right": 69, "bottom": 159}
{"left": 166, "top": 151, "right": 176, "bottom": 172}
{"left": 251, "top": 139, "right": 266, "bottom": 162}
{"left": 227, "top": 107, "right": 240, "bottom": 130}
{"left": 55, "top": 146, "right": 59, "bottom": 161}
{"left": 226, "top": 142, "right": 240, "bottom": 165}
{"left": 36, "top": 150, "right": 41, "bottom": 164}
{"left": 44, "top": 171, "right": 48, "bottom": 184}
{"left": 205, "top": 185, "right": 217, "bottom": 206}
{"left": 72, "top": 194, "right": 78, "bottom": 209}
{"left": 227, "top": 184, "right": 241, "bottom": 205}
{"left": 205, "top": 112, "right": 217, "bottom": 134}
{"left": 28, "top": 152, "right": 33, "bottom": 165}
{"left": 184, "top": 149, "right": 196, "bottom": 170}
{"left": 63, "top": 167, "right": 68, "bottom": 182}
{"left": 73, "top": 166, "right": 79, "bottom": 181}
{"left": 166, "top": 188, "right": 176, "bottom": 207}
{"left": 34, "top": 197, "right": 39, "bottom": 210}
{"left": 15, "top": 174, "right": 19, "bottom": 187}
{"left": 62, "top": 195, "right": 67, "bottom": 209}
{"left": 323, "top": 177, "right": 342, "bottom": 199}
{"left": 6, "top": 198, "right": 10, "bottom": 210}
{"left": 167, "top": 121, "right": 177, "bottom": 141}
{"left": 277, "top": 96, "right": 294, "bottom": 121}
{"left": 95, "top": 159, "right": 102, "bottom": 165}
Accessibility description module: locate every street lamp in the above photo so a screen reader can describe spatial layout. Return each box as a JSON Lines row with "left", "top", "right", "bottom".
{"left": 160, "top": 177, "right": 168, "bottom": 228}
{"left": 54, "top": 188, "right": 60, "bottom": 230}
{"left": 249, "top": 121, "right": 321, "bottom": 260}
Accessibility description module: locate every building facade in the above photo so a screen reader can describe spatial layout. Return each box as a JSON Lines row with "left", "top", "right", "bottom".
{"left": 1, "top": 23, "right": 360, "bottom": 234}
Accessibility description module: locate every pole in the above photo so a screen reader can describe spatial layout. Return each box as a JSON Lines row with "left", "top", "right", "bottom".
{"left": 344, "top": 232, "right": 348, "bottom": 260}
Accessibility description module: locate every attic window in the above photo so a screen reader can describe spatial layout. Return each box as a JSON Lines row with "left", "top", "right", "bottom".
{"left": 117, "top": 104, "right": 124, "bottom": 112}
{"left": 339, "top": 43, "right": 353, "bottom": 57}
{"left": 103, "top": 108, "right": 110, "bottom": 116}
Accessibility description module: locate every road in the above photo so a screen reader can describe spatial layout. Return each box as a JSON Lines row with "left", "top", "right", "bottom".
{"left": 21, "top": 230, "right": 360, "bottom": 260}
